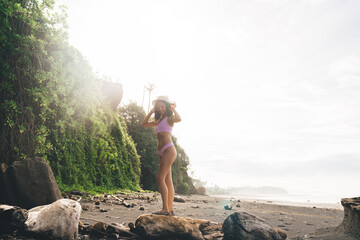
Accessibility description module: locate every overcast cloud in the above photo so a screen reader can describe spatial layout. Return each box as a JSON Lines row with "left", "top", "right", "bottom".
{"left": 59, "top": 0, "right": 360, "bottom": 201}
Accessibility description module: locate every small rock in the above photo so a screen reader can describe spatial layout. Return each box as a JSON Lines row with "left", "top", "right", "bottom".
{"left": 174, "top": 196, "right": 186, "bottom": 203}
{"left": 91, "top": 222, "right": 107, "bottom": 233}
{"left": 128, "top": 222, "right": 135, "bottom": 231}
{"left": 191, "top": 205, "right": 200, "bottom": 208}
{"left": 82, "top": 205, "right": 90, "bottom": 211}
{"left": 95, "top": 200, "right": 100, "bottom": 205}
{"left": 111, "top": 233, "right": 119, "bottom": 238}
{"left": 80, "top": 235, "right": 90, "bottom": 240}
{"left": 99, "top": 208, "right": 108, "bottom": 212}
{"left": 236, "top": 203, "right": 241, "bottom": 208}
{"left": 139, "top": 207, "right": 145, "bottom": 211}
{"left": 71, "top": 190, "right": 88, "bottom": 196}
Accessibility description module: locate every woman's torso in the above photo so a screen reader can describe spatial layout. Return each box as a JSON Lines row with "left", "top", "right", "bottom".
{"left": 156, "top": 117, "right": 174, "bottom": 150}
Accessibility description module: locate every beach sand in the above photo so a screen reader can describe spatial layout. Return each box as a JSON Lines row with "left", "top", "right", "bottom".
{"left": 79, "top": 192, "right": 355, "bottom": 240}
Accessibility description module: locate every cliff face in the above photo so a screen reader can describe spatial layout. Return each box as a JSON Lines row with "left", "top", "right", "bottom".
{"left": 102, "top": 81, "right": 123, "bottom": 110}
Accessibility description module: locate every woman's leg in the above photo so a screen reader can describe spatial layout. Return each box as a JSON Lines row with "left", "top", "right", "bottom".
{"left": 156, "top": 146, "right": 176, "bottom": 212}
{"left": 165, "top": 167, "right": 174, "bottom": 212}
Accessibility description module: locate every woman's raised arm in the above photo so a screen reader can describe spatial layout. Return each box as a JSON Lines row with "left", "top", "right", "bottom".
{"left": 141, "top": 108, "right": 157, "bottom": 127}
{"left": 169, "top": 104, "right": 181, "bottom": 123}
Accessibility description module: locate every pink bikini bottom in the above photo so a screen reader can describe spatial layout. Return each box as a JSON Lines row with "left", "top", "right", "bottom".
{"left": 158, "top": 142, "right": 174, "bottom": 157}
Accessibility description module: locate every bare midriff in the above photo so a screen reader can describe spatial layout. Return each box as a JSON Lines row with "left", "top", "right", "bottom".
{"left": 157, "top": 132, "right": 173, "bottom": 151}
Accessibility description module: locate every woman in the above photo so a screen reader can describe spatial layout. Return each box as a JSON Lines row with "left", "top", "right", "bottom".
{"left": 141, "top": 96, "right": 181, "bottom": 216}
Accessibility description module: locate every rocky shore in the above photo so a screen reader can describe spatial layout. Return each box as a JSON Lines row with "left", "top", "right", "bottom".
{"left": 1, "top": 191, "right": 359, "bottom": 240}
{"left": 77, "top": 191, "right": 353, "bottom": 239}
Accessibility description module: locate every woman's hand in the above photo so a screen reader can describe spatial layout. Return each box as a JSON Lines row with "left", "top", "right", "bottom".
{"left": 170, "top": 102, "right": 176, "bottom": 111}
{"left": 169, "top": 102, "right": 181, "bottom": 123}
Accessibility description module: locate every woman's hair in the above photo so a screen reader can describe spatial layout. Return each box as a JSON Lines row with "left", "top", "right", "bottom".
{"left": 155, "top": 101, "right": 173, "bottom": 121}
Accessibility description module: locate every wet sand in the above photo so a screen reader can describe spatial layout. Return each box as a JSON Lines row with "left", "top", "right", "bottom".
{"left": 79, "top": 192, "right": 355, "bottom": 240}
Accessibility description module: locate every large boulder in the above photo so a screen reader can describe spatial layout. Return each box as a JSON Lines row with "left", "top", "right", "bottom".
{"left": 340, "top": 197, "right": 360, "bottom": 238}
{"left": 222, "top": 211, "right": 287, "bottom": 240}
{"left": 3, "top": 157, "right": 62, "bottom": 209}
{"left": 132, "top": 214, "right": 223, "bottom": 239}
{"left": 25, "top": 199, "right": 81, "bottom": 240}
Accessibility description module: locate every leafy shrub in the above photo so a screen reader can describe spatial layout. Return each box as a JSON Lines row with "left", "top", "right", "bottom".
{"left": 0, "top": 0, "right": 140, "bottom": 192}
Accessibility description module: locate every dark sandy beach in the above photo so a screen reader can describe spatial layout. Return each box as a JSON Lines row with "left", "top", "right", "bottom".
{"left": 78, "top": 192, "right": 356, "bottom": 240}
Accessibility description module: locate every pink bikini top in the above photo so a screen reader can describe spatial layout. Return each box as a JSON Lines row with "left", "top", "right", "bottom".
{"left": 156, "top": 116, "right": 173, "bottom": 134}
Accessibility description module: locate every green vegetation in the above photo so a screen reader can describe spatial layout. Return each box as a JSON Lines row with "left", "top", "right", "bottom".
{"left": 0, "top": 0, "right": 140, "bottom": 192}
{"left": 120, "top": 102, "right": 197, "bottom": 194}
{"left": 0, "top": 0, "right": 196, "bottom": 194}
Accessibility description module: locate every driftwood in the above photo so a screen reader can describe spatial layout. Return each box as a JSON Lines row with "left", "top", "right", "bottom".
{"left": 80, "top": 217, "right": 141, "bottom": 239}
{"left": 109, "top": 194, "right": 132, "bottom": 208}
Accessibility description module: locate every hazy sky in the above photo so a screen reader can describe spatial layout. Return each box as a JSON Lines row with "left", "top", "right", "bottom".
{"left": 58, "top": 0, "right": 360, "bottom": 200}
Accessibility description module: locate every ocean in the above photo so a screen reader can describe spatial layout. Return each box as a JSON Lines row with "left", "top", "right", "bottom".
{"left": 209, "top": 190, "right": 358, "bottom": 209}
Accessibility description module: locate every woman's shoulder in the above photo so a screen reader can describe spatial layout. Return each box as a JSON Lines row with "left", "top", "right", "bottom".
{"left": 167, "top": 115, "right": 175, "bottom": 125}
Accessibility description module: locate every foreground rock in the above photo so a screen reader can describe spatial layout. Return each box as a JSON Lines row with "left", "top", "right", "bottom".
{"left": 0, "top": 205, "right": 28, "bottom": 233}
{"left": 25, "top": 199, "right": 81, "bottom": 240}
{"left": 1, "top": 157, "right": 62, "bottom": 209}
{"left": 132, "top": 214, "right": 222, "bottom": 239}
{"left": 222, "top": 211, "right": 287, "bottom": 240}
{"left": 340, "top": 197, "right": 360, "bottom": 238}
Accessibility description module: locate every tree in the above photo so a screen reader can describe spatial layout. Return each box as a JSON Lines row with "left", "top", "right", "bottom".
{"left": 120, "top": 102, "right": 158, "bottom": 190}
